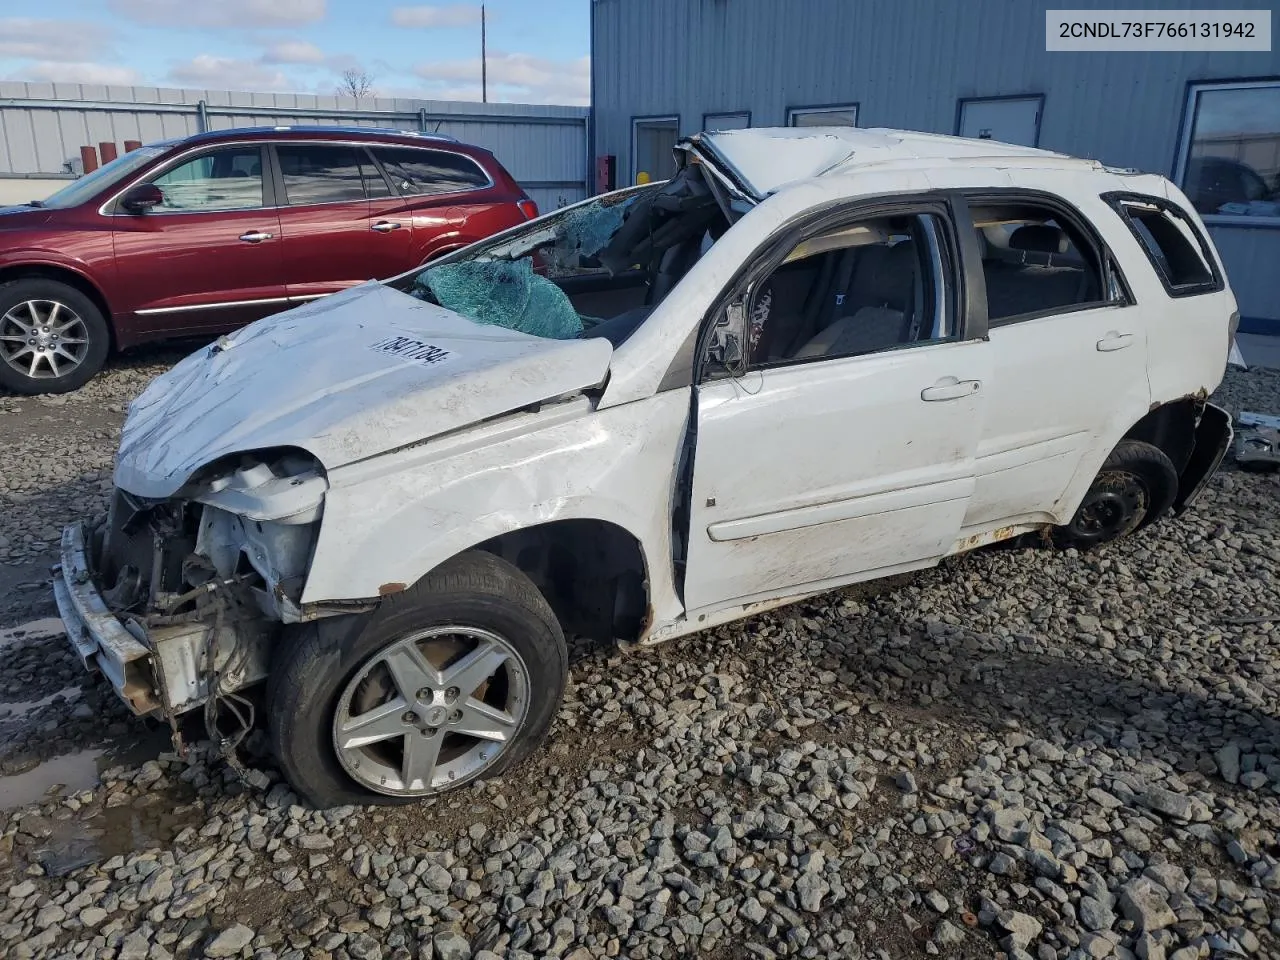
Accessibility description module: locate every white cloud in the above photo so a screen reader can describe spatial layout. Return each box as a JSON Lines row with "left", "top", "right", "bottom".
{"left": 391, "top": 5, "right": 484, "bottom": 29}
{"left": 167, "top": 54, "right": 296, "bottom": 92}
{"left": 8, "top": 61, "right": 143, "bottom": 86}
{"left": 0, "top": 18, "right": 116, "bottom": 63}
{"left": 412, "top": 52, "right": 588, "bottom": 105}
{"left": 109, "top": 0, "right": 325, "bottom": 28}
{"left": 261, "top": 40, "right": 327, "bottom": 64}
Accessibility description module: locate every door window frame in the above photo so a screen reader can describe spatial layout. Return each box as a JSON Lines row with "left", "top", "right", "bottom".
{"left": 101, "top": 143, "right": 275, "bottom": 216}
{"left": 958, "top": 189, "right": 1134, "bottom": 329}
{"left": 266, "top": 142, "right": 396, "bottom": 209}
{"left": 693, "top": 192, "right": 985, "bottom": 384}
{"left": 953, "top": 94, "right": 1045, "bottom": 146}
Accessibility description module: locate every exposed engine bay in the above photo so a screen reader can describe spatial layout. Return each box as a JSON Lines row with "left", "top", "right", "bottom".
{"left": 63, "top": 451, "right": 329, "bottom": 763}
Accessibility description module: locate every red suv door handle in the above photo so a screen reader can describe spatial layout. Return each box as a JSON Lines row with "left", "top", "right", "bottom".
{"left": 238, "top": 231, "right": 274, "bottom": 243}
{"left": 371, "top": 221, "right": 402, "bottom": 233}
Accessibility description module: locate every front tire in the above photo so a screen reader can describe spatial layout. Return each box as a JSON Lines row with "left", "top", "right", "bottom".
{"left": 0, "top": 279, "right": 110, "bottom": 394}
{"left": 268, "top": 551, "right": 567, "bottom": 808}
{"left": 1055, "top": 440, "right": 1178, "bottom": 549}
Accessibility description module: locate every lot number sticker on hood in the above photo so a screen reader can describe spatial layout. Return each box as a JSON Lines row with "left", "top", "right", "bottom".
{"left": 369, "top": 335, "right": 455, "bottom": 366}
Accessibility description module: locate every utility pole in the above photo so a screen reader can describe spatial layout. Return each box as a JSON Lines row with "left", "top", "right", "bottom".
{"left": 481, "top": 3, "right": 488, "bottom": 103}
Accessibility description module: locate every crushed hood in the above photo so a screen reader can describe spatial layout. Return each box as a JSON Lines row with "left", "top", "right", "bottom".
{"left": 115, "top": 282, "right": 613, "bottom": 498}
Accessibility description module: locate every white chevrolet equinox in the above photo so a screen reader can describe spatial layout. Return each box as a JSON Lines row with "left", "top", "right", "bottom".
{"left": 54, "top": 127, "right": 1237, "bottom": 807}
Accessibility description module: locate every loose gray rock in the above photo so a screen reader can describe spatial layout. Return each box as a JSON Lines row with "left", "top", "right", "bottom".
{"left": 205, "top": 924, "right": 255, "bottom": 958}
{"left": 1119, "top": 878, "right": 1177, "bottom": 932}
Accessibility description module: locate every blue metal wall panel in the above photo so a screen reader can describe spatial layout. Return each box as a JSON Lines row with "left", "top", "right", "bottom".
{"left": 592, "top": 0, "right": 1280, "bottom": 320}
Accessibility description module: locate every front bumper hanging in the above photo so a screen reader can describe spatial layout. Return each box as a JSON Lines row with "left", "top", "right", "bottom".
{"left": 53, "top": 522, "right": 160, "bottom": 715}
{"left": 52, "top": 521, "right": 272, "bottom": 720}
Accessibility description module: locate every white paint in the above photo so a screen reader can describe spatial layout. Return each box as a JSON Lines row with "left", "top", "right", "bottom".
{"left": 115, "top": 281, "right": 612, "bottom": 498}
{"left": 684, "top": 339, "right": 990, "bottom": 613}
{"left": 695, "top": 126, "right": 1076, "bottom": 199}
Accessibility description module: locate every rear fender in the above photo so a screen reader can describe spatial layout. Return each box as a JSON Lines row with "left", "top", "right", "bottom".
{"left": 1172, "top": 402, "right": 1232, "bottom": 515}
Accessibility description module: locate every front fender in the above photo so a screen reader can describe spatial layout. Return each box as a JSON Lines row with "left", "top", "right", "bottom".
{"left": 300, "top": 390, "right": 690, "bottom": 629}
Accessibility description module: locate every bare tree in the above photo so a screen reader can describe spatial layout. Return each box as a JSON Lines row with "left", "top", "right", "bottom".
{"left": 337, "top": 69, "right": 376, "bottom": 101}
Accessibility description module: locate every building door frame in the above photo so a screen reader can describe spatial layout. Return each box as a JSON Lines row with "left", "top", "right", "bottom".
{"left": 631, "top": 114, "right": 680, "bottom": 185}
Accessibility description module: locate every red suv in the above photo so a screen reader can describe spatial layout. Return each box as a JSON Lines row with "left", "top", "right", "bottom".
{"left": 0, "top": 127, "right": 538, "bottom": 393}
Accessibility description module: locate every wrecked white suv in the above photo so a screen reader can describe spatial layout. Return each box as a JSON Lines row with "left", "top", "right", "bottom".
{"left": 54, "top": 128, "right": 1236, "bottom": 807}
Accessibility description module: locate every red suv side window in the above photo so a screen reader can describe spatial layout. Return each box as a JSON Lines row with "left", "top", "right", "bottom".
{"left": 276, "top": 145, "right": 388, "bottom": 205}
{"left": 371, "top": 146, "right": 491, "bottom": 196}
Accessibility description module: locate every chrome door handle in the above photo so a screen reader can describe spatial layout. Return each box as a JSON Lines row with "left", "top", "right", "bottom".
{"left": 371, "top": 221, "right": 402, "bottom": 233}
{"left": 239, "top": 231, "right": 274, "bottom": 243}
{"left": 921, "top": 377, "right": 981, "bottom": 402}
{"left": 1097, "top": 331, "right": 1135, "bottom": 352}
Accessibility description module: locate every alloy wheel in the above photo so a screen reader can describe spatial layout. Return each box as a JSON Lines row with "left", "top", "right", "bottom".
{"left": 332, "top": 625, "right": 531, "bottom": 797}
{"left": 0, "top": 299, "right": 91, "bottom": 380}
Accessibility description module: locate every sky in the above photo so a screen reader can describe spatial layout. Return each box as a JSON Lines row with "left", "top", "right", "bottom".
{"left": 0, "top": 1, "right": 591, "bottom": 104}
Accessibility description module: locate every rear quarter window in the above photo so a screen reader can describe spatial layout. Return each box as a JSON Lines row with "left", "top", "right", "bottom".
{"left": 1103, "top": 193, "right": 1222, "bottom": 297}
{"left": 372, "top": 147, "right": 492, "bottom": 196}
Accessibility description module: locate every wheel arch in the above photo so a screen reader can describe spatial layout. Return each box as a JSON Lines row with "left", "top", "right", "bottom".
{"left": 0, "top": 262, "right": 116, "bottom": 350}
{"left": 413, "top": 518, "right": 652, "bottom": 646}
{"left": 1121, "top": 396, "right": 1231, "bottom": 514}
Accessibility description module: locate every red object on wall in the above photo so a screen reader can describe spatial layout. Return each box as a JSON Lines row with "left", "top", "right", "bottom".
{"left": 79, "top": 145, "right": 99, "bottom": 174}
{"left": 99, "top": 142, "right": 119, "bottom": 164}
{"left": 123, "top": 140, "right": 142, "bottom": 153}
{"left": 595, "top": 155, "right": 616, "bottom": 194}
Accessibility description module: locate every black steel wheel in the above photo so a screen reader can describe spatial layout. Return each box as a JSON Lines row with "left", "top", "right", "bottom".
{"left": 1055, "top": 440, "right": 1178, "bottom": 549}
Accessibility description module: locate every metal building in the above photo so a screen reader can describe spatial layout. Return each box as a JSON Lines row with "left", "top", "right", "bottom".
{"left": 590, "top": 0, "right": 1280, "bottom": 332}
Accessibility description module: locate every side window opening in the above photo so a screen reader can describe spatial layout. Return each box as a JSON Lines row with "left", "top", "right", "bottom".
{"left": 967, "top": 202, "right": 1116, "bottom": 324}
{"left": 276, "top": 144, "right": 384, "bottom": 206}
{"left": 392, "top": 164, "right": 733, "bottom": 344}
{"left": 371, "top": 146, "right": 491, "bottom": 196}
{"left": 149, "top": 147, "right": 264, "bottom": 212}
{"left": 742, "top": 212, "right": 955, "bottom": 367}
{"left": 1115, "top": 199, "right": 1217, "bottom": 292}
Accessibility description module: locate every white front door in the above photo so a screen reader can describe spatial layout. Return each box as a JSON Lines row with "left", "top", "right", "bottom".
{"left": 958, "top": 97, "right": 1041, "bottom": 147}
{"left": 680, "top": 204, "right": 990, "bottom": 615}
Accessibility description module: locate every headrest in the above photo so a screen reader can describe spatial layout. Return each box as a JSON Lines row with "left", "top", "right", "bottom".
{"left": 1009, "top": 224, "right": 1069, "bottom": 255}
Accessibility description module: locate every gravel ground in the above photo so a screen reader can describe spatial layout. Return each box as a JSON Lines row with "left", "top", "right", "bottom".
{"left": 0, "top": 357, "right": 1278, "bottom": 960}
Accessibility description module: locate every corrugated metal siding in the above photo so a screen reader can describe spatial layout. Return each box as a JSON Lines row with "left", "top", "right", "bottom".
{"left": 0, "top": 83, "right": 589, "bottom": 208}
{"left": 593, "top": 0, "right": 1280, "bottom": 321}
{"left": 1207, "top": 226, "right": 1280, "bottom": 329}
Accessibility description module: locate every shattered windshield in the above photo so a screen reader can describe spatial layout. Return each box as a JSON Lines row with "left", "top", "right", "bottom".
{"left": 396, "top": 169, "right": 732, "bottom": 346}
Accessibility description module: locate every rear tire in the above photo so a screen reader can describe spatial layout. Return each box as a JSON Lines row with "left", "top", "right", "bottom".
{"left": 1054, "top": 440, "right": 1178, "bottom": 549}
{"left": 267, "top": 551, "right": 567, "bottom": 808}
{"left": 0, "top": 279, "right": 110, "bottom": 394}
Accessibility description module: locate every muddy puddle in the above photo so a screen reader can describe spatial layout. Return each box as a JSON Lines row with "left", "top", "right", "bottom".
{"left": 1, "top": 728, "right": 202, "bottom": 876}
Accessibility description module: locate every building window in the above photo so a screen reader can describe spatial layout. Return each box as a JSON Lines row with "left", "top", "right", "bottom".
{"left": 956, "top": 95, "right": 1043, "bottom": 147}
{"left": 631, "top": 116, "right": 679, "bottom": 185}
{"left": 703, "top": 112, "right": 751, "bottom": 132}
{"left": 1177, "top": 80, "right": 1280, "bottom": 223}
{"left": 787, "top": 104, "right": 859, "bottom": 128}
